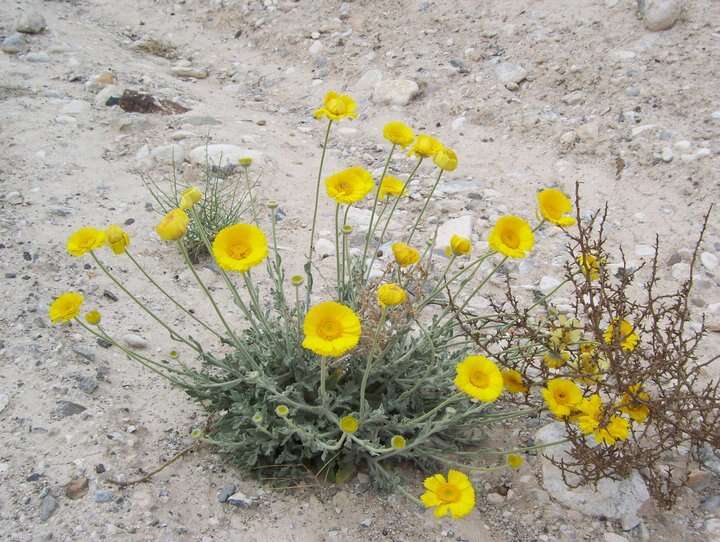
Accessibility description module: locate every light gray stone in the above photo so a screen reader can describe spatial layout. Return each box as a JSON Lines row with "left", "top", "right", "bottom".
{"left": 604, "top": 534, "right": 629, "bottom": 542}
{"left": 315, "top": 238, "right": 336, "bottom": 259}
{"left": 94, "top": 85, "right": 122, "bottom": 108}
{"left": 308, "top": 41, "right": 324, "bottom": 56}
{"left": 495, "top": 62, "right": 527, "bottom": 86}
{"left": 61, "top": 100, "right": 91, "bottom": 116}
{"left": 226, "top": 490, "right": 257, "bottom": 508}
{"left": 171, "top": 66, "right": 209, "bottom": 79}
{"left": 39, "top": 495, "right": 57, "bottom": 521}
{"left": 701, "top": 252, "right": 718, "bottom": 272}
{"left": 562, "top": 90, "right": 585, "bottom": 105}
{"left": 372, "top": 79, "right": 420, "bottom": 106}
{"left": 634, "top": 245, "right": 655, "bottom": 257}
{"left": 151, "top": 144, "right": 185, "bottom": 165}
{"left": 539, "top": 276, "right": 562, "bottom": 294}
{"left": 188, "top": 144, "right": 262, "bottom": 168}
{"left": 0, "top": 392, "right": 8, "bottom": 415}
{"left": 2, "top": 33, "right": 27, "bottom": 54}
{"left": 122, "top": 333, "right": 148, "bottom": 349}
{"left": 16, "top": 11, "right": 47, "bottom": 34}
{"left": 354, "top": 69, "right": 383, "bottom": 95}
{"left": 25, "top": 52, "right": 50, "bottom": 63}
{"left": 671, "top": 262, "right": 690, "bottom": 281}
{"left": 642, "top": 0, "right": 683, "bottom": 32}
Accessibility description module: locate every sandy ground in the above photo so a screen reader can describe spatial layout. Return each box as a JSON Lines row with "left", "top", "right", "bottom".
{"left": 1, "top": 0, "right": 720, "bottom": 541}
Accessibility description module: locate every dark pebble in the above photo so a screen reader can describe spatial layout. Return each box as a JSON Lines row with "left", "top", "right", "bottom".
{"left": 95, "top": 464, "right": 106, "bottom": 474}
{"left": 26, "top": 472, "right": 43, "bottom": 482}
{"left": 217, "top": 483, "right": 236, "bottom": 503}
{"left": 124, "top": 218, "right": 135, "bottom": 225}
{"left": 103, "top": 290, "right": 119, "bottom": 302}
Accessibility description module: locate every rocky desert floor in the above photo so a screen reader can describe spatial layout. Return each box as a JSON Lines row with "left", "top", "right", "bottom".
{"left": 1, "top": 0, "right": 720, "bottom": 541}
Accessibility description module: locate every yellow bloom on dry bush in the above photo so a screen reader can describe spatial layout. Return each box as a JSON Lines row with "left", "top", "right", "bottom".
{"left": 391, "top": 435, "right": 407, "bottom": 449}
{"left": 377, "top": 283, "right": 407, "bottom": 307}
{"left": 84, "top": 310, "right": 101, "bottom": 325}
{"left": 421, "top": 470, "right": 475, "bottom": 519}
{"left": 383, "top": 120, "right": 415, "bottom": 147}
{"left": 603, "top": 318, "right": 639, "bottom": 352}
{"left": 408, "top": 134, "right": 442, "bottom": 159}
{"left": 156, "top": 208, "right": 189, "bottom": 241}
{"left": 325, "top": 166, "right": 375, "bottom": 204}
{"left": 507, "top": 453, "right": 524, "bottom": 469}
{"left": 49, "top": 292, "right": 84, "bottom": 324}
{"left": 339, "top": 415, "right": 359, "bottom": 434}
{"left": 542, "top": 378, "right": 582, "bottom": 418}
{"left": 619, "top": 384, "right": 650, "bottom": 423}
{"left": 577, "top": 253, "right": 600, "bottom": 280}
{"left": 314, "top": 91, "right": 357, "bottom": 121}
{"left": 67, "top": 227, "right": 106, "bottom": 257}
{"left": 392, "top": 242, "right": 420, "bottom": 267}
{"left": 576, "top": 394, "right": 630, "bottom": 446}
{"left": 302, "top": 301, "right": 362, "bottom": 357}
{"left": 105, "top": 224, "right": 130, "bottom": 255}
{"left": 502, "top": 369, "right": 528, "bottom": 394}
{"left": 378, "top": 175, "right": 407, "bottom": 200}
{"left": 447, "top": 234, "right": 471, "bottom": 257}
{"left": 543, "top": 350, "right": 570, "bottom": 369}
{"left": 212, "top": 223, "right": 268, "bottom": 272}
{"left": 433, "top": 147, "right": 458, "bottom": 172}
{"left": 537, "top": 188, "right": 576, "bottom": 227}
{"left": 179, "top": 186, "right": 203, "bottom": 210}
{"left": 488, "top": 215, "right": 534, "bottom": 259}
{"left": 454, "top": 355, "right": 504, "bottom": 402}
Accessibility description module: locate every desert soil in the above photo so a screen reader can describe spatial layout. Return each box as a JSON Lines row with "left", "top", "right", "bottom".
{"left": 1, "top": 0, "right": 720, "bottom": 541}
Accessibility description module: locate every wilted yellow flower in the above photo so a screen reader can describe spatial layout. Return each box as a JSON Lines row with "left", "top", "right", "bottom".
{"left": 506, "top": 453, "right": 524, "bottom": 469}
{"left": 84, "top": 310, "right": 101, "bottom": 325}
{"left": 543, "top": 350, "right": 570, "bottom": 369}
{"left": 155, "top": 208, "right": 189, "bottom": 241}
{"left": 377, "top": 283, "right": 407, "bottom": 307}
{"left": 619, "top": 384, "right": 650, "bottom": 423}
{"left": 179, "top": 186, "right": 203, "bottom": 210}
{"left": 448, "top": 234, "right": 471, "bottom": 256}
{"left": 339, "top": 415, "right": 359, "bottom": 434}
{"left": 541, "top": 378, "right": 582, "bottom": 418}
{"left": 408, "top": 134, "right": 442, "bottom": 158}
{"left": 537, "top": 188, "right": 576, "bottom": 227}
{"left": 549, "top": 315, "right": 583, "bottom": 350}
{"left": 502, "top": 369, "right": 528, "bottom": 394}
{"left": 383, "top": 121, "right": 415, "bottom": 147}
{"left": 454, "top": 355, "right": 504, "bottom": 402}
{"left": 378, "top": 175, "right": 407, "bottom": 200}
{"left": 291, "top": 275, "right": 305, "bottom": 286}
{"left": 105, "top": 224, "right": 130, "bottom": 255}
{"left": 302, "top": 301, "right": 362, "bottom": 357}
{"left": 67, "top": 227, "right": 106, "bottom": 257}
{"left": 577, "top": 253, "right": 600, "bottom": 281}
{"left": 212, "top": 223, "right": 268, "bottom": 272}
{"left": 576, "top": 394, "right": 630, "bottom": 446}
{"left": 603, "top": 318, "right": 639, "bottom": 352}
{"left": 488, "top": 215, "right": 534, "bottom": 259}
{"left": 391, "top": 242, "right": 420, "bottom": 267}
{"left": 275, "top": 404, "right": 290, "bottom": 417}
{"left": 325, "top": 167, "right": 375, "bottom": 204}
{"left": 433, "top": 147, "right": 458, "bottom": 172}
{"left": 314, "top": 91, "right": 357, "bottom": 121}
{"left": 421, "top": 470, "right": 475, "bottom": 519}
{"left": 391, "top": 435, "right": 407, "bottom": 450}
{"left": 49, "top": 292, "right": 84, "bottom": 324}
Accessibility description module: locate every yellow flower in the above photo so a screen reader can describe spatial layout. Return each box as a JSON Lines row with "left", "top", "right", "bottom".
{"left": 506, "top": 453, "right": 524, "bottom": 469}
{"left": 49, "top": 292, "right": 84, "bottom": 324}
{"left": 502, "top": 369, "right": 528, "bottom": 394}
{"left": 454, "top": 355, "right": 504, "bottom": 402}
{"left": 314, "top": 91, "right": 357, "bottom": 121}
{"left": 378, "top": 175, "right": 407, "bottom": 200}
{"left": 155, "top": 208, "right": 189, "bottom": 241}
{"left": 488, "top": 215, "right": 534, "bottom": 259}
{"left": 377, "top": 283, "right": 407, "bottom": 307}
{"left": 339, "top": 415, "right": 359, "bottom": 434}
{"left": 541, "top": 378, "right": 582, "bottom": 418}
{"left": 179, "top": 186, "right": 203, "bottom": 210}
{"left": 275, "top": 405, "right": 290, "bottom": 417}
{"left": 543, "top": 350, "right": 570, "bottom": 369}
{"left": 84, "top": 310, "right": 101, "bottom": 325}
{"left": 67, "top": 227, "right": 106, "bottom": 257}
{"left": 575, "top": 394, "right": 630, "bottom": 446}
{"left": 619, "top": 384, "right": 650, "bottom": 423}
{"left": 325, "top": 167, "right": 375, "bottom": 204}
{"left": 537, "top": 188, "right": 576, "bottom": 227}
{"left": 391, "top": 435, "right": 407, "bottom": 450}
{"left": 302, "top": 301, "right": 362, "bottom": 357}
{"left": 603, "top": 318, "right": 639, "bottom": 352}
{"left": 421, "top": 470, "right": 475, "bottom": 519}
{"left": 212, "top": 223, "right": 268, "bottom": 272}
{"left": 577, "top": 253, "right": 600, "bottom": 280}
{"left": 239, "top": 157, "right": 253, "bottom": 167}
{"left": 383, "top": 121, "right": 415, "bottom": 147}
{"left": 433, "top": 147, "right": 458, "bottom": 171}
{"left": 448, "top": 234, "right": 471, "bottom": 256}
{"left": 291, "top": 275, "right": 305, "bottom": 286}
{"left": 391, "top": 242, "right": 420, "bottom": 267}
{"left": 105, "top": 224, "right": 130, "bottom": 255}
{"left": 408, "top": 134, "right": 442, "bottom": 159}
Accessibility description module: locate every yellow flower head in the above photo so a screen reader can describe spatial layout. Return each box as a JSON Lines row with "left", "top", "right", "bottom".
{"left": 156, "top": 208, "right": 189, "bottom": 241}
{"left": 537, "top": 188, "right": 576, "bottom": 227}
{"left": 506, "top": 453, "right": 524, "bottom": 470}
{"left": 391, "top": 435, "right": 407, "bottom": 450}
{"left": 67, "top": 227, "right": 106, "bottom": 257}
{"left": 619, "top": 384, "right": 650, "bottom": 423}
{"left": 541, "top": 378, "right": 582, "bottom": 418}
{"left": 576, "top": 394, "right": 630, "bottom": 446}
{"left": 291, "top": 275, "right": 305, "bottom": 286}
{"left": 488, "top": 215, "right": 534, "bottom": 259}
{"left": 391, "top": 242, "right": 420, "bottom": 267}
{"left": 179, "top": 186, "right": 203, "bottom": 210}
{"left": 383, "top": 121, "right": 415, "bottom": 148}
{"left": 603, "top": 318, "right": 639, "bottom": 352}
{"left": 275, "top": 404, "right": 290, "bottom": 417}
{"left": 408, "top": 134, "right": 443, "bottom": 159}
{"left": 325, "top": 167, "right": 375, "bottom": 205}
{"left": 105, "top": 224, "right": 130, "bottom": 255}
{"left": 49, "top": 292, "right": 84, "bottom": 324}
{"left": 421, "top": 470, "right": 475, "bottom": 519}
{"left": 454, "top": 355, "right": 504, "bottom": 402}
{"left": 339, "top": 415, "right": 359, "bottom": 434}
{"left": 84, "top": 310, "right": 101, "bottom": 325}
{"left": 239, "top": 157, "right": 253, "bottom": 167}
{"left": 502, "top": 369, "right": 528, "bottom": 394}
{"left": 378, "top": 175, "right": 407, "bottom": 200}
{"left": 433, "top": 147, "right": 458, "bottom": 172}
{"left": 212, "top": 223, "right": 268, "bottom": 272}
{"left": 543, "top": 350, "right": 570, "bottom": 369}
{"left": 377, "top": 283, "right": 407, "bottom": 307}
{"left": 314, "top": 91, "right": 357, "bottom": 121}
{"left": 448, "top": 234, "right": 471, "bottom": 256}
{"left": 302, "top": 301, "right": 362, "bottom": 357}
{"left": 577, "top": 253, "right": 600, "bottom": 281}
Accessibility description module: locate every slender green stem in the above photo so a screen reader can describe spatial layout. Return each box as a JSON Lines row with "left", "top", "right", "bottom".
{"left": 334, "top": 203, "right": 342, "bottom": 297}
{"left": 406, "top": 168, "right": 443, "bottom": 244}
{"left": 243, "top": 165, "right": 258, "bottom": 223}
{"left": 359, "top": 308, "right": 387, "bottom": 419}
{"left": 341, "top": 205, "right": 351, "bottom": 294}
{"left": 294, "top": 284, "right": 303, "bottom": 337}
{"left": 320, "top": 357, "right": 329, "bottom": 407}
{"left": 362, "top": 144, "right": 396, "bottom": 271}
{"left": 404, "top": 392, "right": 464, "bottom": 427}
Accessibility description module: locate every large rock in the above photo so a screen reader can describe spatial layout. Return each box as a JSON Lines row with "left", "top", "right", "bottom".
{"left": 1, "top": 33, "right": 27, "bottom": 54}
{"left": 495, "top": 62, "right": 527, "bottom": 88}
{"left": 642, "top": 0, "right": 683, "bottom": 32}
{"left": 535, "top": 423, "right": 650, "bottom": 530}
{"left": 188, "top": 144, "right": 262, "bottom": 168}
{"left": 372, "top": 79, "right": 420, "bottom": 106}
{"left": 151, "top": 144, "right": 185, "bottom": 165}
{"left": 435, "top": 216, "right": 473, "bottom": 256}
{"left": 353, "top": 69, "right": 383, "bottom": 97}
{"left": 16, "top": 11, "right": 47, "bottom": 34}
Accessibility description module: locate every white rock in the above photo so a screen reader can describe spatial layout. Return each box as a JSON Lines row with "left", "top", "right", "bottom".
{"left": 674, "top": 140, "right": 691, "bottom": 151}
{"left": 451, "top": 117, "right": 466, "bottom": 131}
{"left": 660, "top": 147, "right": 673, "bottom": 162}
{"left": 577, "top": 121, "right": 600, "bottom": 143}
{"left": 671, "top": 262, "right": 691, "bottom": 281}
{"left": 25, "top": 52, "right": 50, "bottom": 63}
{"left": 701, "top": 252, "right": 719, "bottom": 272}
{"left": 345, "top": 207, "right": 373, "bottom": 230}
{"left": 85, "top": 71, "right": 117, "bottom": 92}
{"left": 2, "top": 33, "right": 27, "bottom": 54}
{"left": 539, "top": 276, "right": 562, "bottom": 294}
{"left": 308, "top": 41, "right": 324, "bottom": 56}
{"left": 634, "top": 245, "right": 655, "bottom": 257}
{"left": 371, "top": 79, "right": 420, "bottom": 106}
{"left": 151, "top": 144, "right": 185, "bottom": 165}
{"left": 435, "top": 216, "right": 473, "bottom": 255}
{"left": 122, "top": 334, "right": 148, "bottom": 349}
{"left": 172, "top": 130, "right": 196, "bottom": 141}
{"left": 171, "top": 66, "right": 209, "bottom": 79}
{"left": 495, "top": 62, "right": 527, "bottom": 86}
{"left": 610, "top": 50, "right": 636, "bottom": 62}
{"left": 315, "top": 238, "right": 336, "bottom": 259}
{"left": 604, "top": 534, "right": 629, "bottom": 542}
{"left": 562, "top": 90, "right": 585, "bottom": 105}
{"left": 354, "top": 69, "right": 383, "bottom": 95}
{"left": 535, "top": 423, "right": 650, "bottom": 530}
{"left": 94, "top": 85, "right": 122, "bottom": 108}
{"left": 16, "top": 11, "right": 47, "bottom": 34}
{"left": 188, "top": 145, "right": 262, "bottom": 168}
{"left": 643, "top": 0, "right": 683, "bottom": 32}
{"left": 61, "top": 100, "right": 91, "bottom": 116}
{"left": 712, "top": 111, "right": 720, "bottom": 120}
